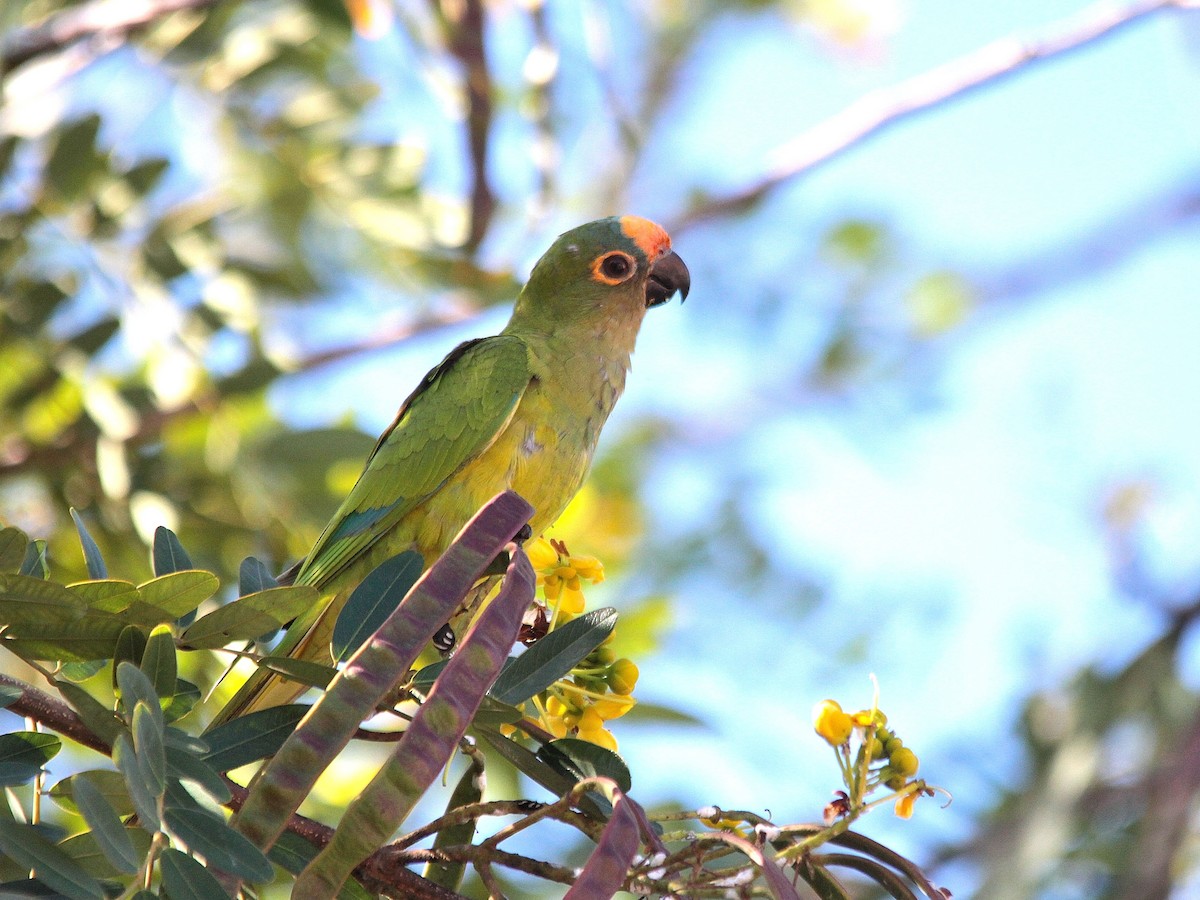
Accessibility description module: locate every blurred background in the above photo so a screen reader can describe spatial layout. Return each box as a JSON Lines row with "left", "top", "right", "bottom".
{"left": 3, "top": 0, "right": 1200, "bottom": 896}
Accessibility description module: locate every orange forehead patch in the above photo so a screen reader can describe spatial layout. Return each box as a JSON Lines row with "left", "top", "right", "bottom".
{"left": 619, "top": 215, "right": 671, "bottom": 261}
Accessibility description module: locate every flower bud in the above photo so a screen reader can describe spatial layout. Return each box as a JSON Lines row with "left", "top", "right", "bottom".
{"left": 607, "top": 658, "right": 640, "bottom": 695}
{"left": 890, "top": 747, "right": 919, "bottom": 778}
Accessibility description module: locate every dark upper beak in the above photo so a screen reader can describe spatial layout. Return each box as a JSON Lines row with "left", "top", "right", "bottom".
{"left": 645, "top": 249, "right": 690, "bottom": 308}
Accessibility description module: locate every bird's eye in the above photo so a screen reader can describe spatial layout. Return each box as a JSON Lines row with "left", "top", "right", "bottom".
{"left": 592, "top": 251, "right": 636, "bottom": 285}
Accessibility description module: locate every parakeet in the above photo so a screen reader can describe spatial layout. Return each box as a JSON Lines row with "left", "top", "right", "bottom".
{"left": 210, "top": 215, "right": 689, "bottom": 724}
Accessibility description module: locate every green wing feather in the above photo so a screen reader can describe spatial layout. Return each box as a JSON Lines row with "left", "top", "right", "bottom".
{"left": 293, "top": 334, "right": 532, "bottom": 588}
{"left": 207, "top": 335, "right": 531, "bottom": 727}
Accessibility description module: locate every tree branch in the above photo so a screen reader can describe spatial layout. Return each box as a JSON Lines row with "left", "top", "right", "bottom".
{"left": 1, "top": 0, "right": 221, "bottom": 76}
{"left": 672, "top": 0, "right": 1200, "bottom": 230}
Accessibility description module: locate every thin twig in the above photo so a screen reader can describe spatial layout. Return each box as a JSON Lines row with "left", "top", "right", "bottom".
{"left": 672, "top": 0, "right": 1200, "bottom": 230}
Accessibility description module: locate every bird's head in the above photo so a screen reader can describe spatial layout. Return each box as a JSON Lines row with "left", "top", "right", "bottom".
{"left": 512, "top": 216, "right": 690, "bottom": 330}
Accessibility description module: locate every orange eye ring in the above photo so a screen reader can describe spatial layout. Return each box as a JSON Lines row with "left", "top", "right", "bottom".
{"left": 590, "top": 251, "right": 636, "bottom": 285}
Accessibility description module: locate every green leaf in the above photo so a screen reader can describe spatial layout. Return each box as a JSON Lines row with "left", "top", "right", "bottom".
{"left": 332, "top": 550, "right": 423, "bottom": 662}
{"left": 476, "top": 727, "right": 607, "bottom": 816}
{"left": 0, "top": 683, "right": 22, "bottom": 710}
{"left": 136, "top": 571, "right": 220, "bottom": 620}
{"left": 141, "top": 624, "right": 178, "bottom": 700}
{"left": 0, "top": 574, "right": 83, "bottom": 622}
{"left": 112, "top": 625, "right": 148, "bottom": 687}
{"left": 537, "top": 737, "right": 631, "bottom": 793}
{"left": 70, "top": 509, "right": 108, "bottom": 579}
{"left": 72, "top": 773, "right": 140, "bottom": 874}
{"left": 114, "top": 732, "right": 161, "bottom": 831}
{"left": 163, "top": 806, "right": 274, "bottom": 883}
{"left": 117, "top": 661, "right": 164, "bottom": 730}
{"left": 45, "top": 114, "right": 103, "bottom": 201}
{"left": 0, "top": 819, "right": 106, "bottom": 899}
{"left": 424, "top": 758, "right": 483, "bottom": 890}
{"left": 133, "top": 702, "right": 166, "bottom": 795}
{"left": 1, "top": 613, "right": 130, "bottom": 661}
{"left": 180, "top": 586, "right": 318, "bottom": 649}
{"left": 0, "top": 732, "right": 60, "bottom": 786}
{"left": 153, "top": 527, "right": 194, "bottom": 576}
{"left": 257, "top": 655, "right": 335, "bottom": 689}
{"left": 159, "top": 846, "right": 234, "bottom": 900}
{"left": 68, "top": 579, "right": 139, "bottom": 612}
{"left": 165, "top": 745, "right": 231, "bottom": 804}
{"left": 470, "top": 695, "right": 524, "bottom": 728}
{"left": 53, "top": 681, "right": 125, "bottom": 745}
{"left": 490, "top": 608, "right": 618, "bottom": 705}
{"left": 163, "top": 679, "right": 201, "bottom": 722}
{"left": 58, "top": 827, "right": 153, "bottom": 879}
{"left": 59, "top": 659, "right": 107, "bottom": 682}
{"left": 201, "top": 704, "right": 309, "bottom": 773}
{"left": 269, "top": 832, "right": 374, "bottom": 899}
{"left": 0, "top": 527, "right": 28, "bottom": 572}
{"left": 19, "top": 539, "right": 48, "bottom": 578}
{"left": 238, "top": 556, "right": 277, "bottom": 596}
{"left": 50, "top": 770, "right": 136, "bottom": 818}
{"left": 124, "top": 157, "right": 169, "bottom": 195}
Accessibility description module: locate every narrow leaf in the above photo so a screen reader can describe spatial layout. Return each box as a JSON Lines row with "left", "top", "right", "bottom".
{"left": 200, "top": 704, "right": 309, "bottom": 773}
{"left": 331, "top": 550, "right": 423, "bottom": 661}
{"left": 163, "top": 807, "right": 274, "bottom": 883}
{"left": 112, "top": 625, "right": 148, "bottom": 687}
{"left": 270, "top": 832, "right": 374, "bottom": 899}
{"left": 0, "top": 820, "right": 106, "bottom": 899}
{"left": 117, "top": 661, "right": 164, "bottom": 730}
{"left": 0, "top": 732, "right": 60, "bottom": 786}
{"left": 114, "top": 732, "right": 161, "bottom": 831}
{"left": 257, "top": 656, "right": 335, "bottom": 689}
{"left": 136, "top": 571, "right": 219, "bottom": 619}
{"left": 238, "top": 556, "right": 276, "bottom": 596}
{"left": 72, "top": 773, "right": 140, "bottom": 874}
{"left": 490, "top": 607, "right": 618, "bottom": 705}
{"left": 50, "top": 770, "right": 136, "bottom": 818}
{"left": 133, "top": 702, "right": 166, "bottom": 794}
{"left": 166, "top": 745, "right": 231, "bottom": 804}
{"left": 180, "top": 586, "right": 318, "bottom": 649}
{"left": 70, "top": 509, "right": 107, "bottom": 579}
{"left": 424, "top": 756, "right": 484, "bottom": 890}
{"left": 141, "top": 624, "right": 178, "bottom": 700}
{"left": 68, "top": 579, "right": 139, "bottom": 612}
{"left": 19, "top": 539, "right": 48, "bottom": 578}
{"left": 0, "top": 527, "right": 28, "bottom": 572}
{"left": 153, "top": 526, "right": 193, "bottom": 576}
{"left": 53, "top": 681, "right": 125, "bottom": 745}
{"left": 537, "top": 738, "right": 631, "bottom": 793}
{"left": 159, "top": 846, "right": 233, "bottom": 900}
{"left": 163, "top": 679, "right": 201, "bottom": 722}
{"left": 58, "top": 828, "right": 152, "bottom": 880}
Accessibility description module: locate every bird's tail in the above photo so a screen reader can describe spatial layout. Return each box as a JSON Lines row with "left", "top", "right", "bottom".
{"left": 204, "top": 593, "right": 339, "bottom": 730}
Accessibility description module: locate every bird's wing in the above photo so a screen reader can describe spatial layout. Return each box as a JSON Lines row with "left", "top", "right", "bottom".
{"left": 294, "top": 333, "right": 532, "bottom": 588}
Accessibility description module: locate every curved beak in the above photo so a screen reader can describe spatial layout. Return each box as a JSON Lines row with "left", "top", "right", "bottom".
{"left": 645, "top": 249, "right": 690, "bottom": 308}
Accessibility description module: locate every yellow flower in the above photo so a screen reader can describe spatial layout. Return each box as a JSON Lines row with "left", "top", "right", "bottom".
{"left": 527, "top": 537, "right": 559, "bottom": 570}
{"left": 894, "top": 790, "right": 917, "bottom": 820}
{"left": 606, "top": 658, "right": 639, "bottom": 695}
{"left": 813, "top": 699, "right": 854, "bottom": 746}
{"left": 592, "top": 696, "right": 635, "bottom": 720}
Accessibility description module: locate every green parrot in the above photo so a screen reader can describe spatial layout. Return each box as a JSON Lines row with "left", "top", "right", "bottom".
{"left": 210, "top": 216, "right": 689, "bottom": 724}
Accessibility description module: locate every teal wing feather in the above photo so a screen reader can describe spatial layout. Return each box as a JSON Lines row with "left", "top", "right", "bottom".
{"left": 293, "top": 334, "right": 532, "bottom": 588}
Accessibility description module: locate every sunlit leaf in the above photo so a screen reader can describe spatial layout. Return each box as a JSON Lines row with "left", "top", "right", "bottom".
{"left": 180, "top": 585, "right": 318, "bottom": 649}
{"left": 257, "top": 655, "right": 335, "bottom": 689}
{"left": 136, "top": 571, "right": 220, "bottom": 620}
{"left": 68, "top": 579, "right": 139, "bottom": 612}
{"left": 58, "top": 827, "right": 152, "bottom": 880}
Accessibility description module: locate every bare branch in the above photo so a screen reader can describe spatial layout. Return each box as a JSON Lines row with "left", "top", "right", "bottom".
{"left": 1, "top": 0, "right": 220, "bottom": 76}
{"left": 673, "top": 0, "right": 1200, "bottom": 230}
